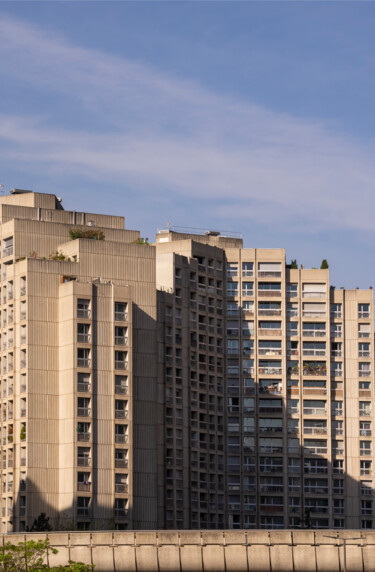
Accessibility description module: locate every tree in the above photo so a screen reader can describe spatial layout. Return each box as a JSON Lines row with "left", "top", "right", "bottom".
{"left": 320, "top": 259, "right": 329, "bottom": 269}
{"left": 0, "top": 539, "right": 94, "bottom": 571}
{"left": 27, "top": 512, "right": 52, "bottom": 532}
{"left": 290, "top": 259, "right": 298, "bottom": 269}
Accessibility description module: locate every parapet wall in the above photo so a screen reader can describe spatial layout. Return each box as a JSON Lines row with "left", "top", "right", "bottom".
{"left": 3, "top": 530, "right": 375, "bottom": 571}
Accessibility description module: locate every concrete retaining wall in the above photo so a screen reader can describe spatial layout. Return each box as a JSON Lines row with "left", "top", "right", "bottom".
{"left": 2, "top": 530, "right": 375, "bottom": 571}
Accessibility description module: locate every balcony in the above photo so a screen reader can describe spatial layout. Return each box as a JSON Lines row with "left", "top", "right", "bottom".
{"left": 115, "top": 483, "right": 128, "bottom": 493}
{"left": 77, "top": 407, "right": 91, "bottom": 417}
{"left": 258, "top": 329, "right": 282, "bottom": 336}
{"left": 258, "top": 290, "right": 282, "bottom": 297}
{"left": 115, "top": 385, "right": 128, "bottom": 395}
{"left": 77, "top": 358, "right": 91, "bottom": 368}
{"left": 303, "top": 312, "right": 326, "bottom": 318}
{"left": 77, "top": 483, "right": 91, "bottom": 492}
{"left": 77, "top": 309, "right": 91, "bottom": 319}
{"left": 115, "top": 311, "right": 128, "bottom": 321}
{"left": 303, "top": 350, "right": 326, "bottom": 357}
{"left": 78, "top": 383, "right": 91, "bottom": 393}
{"left": 303, "top": 427, "right": 327, "bottom": 435}
{"left": 259, "top": 349, "right": 282, "bottom": 356}
{"left": 360, "top": 429, "right": 372, "bottom": 436}
{"left": 259, "top": 367, "right": 282, "bottom": 375}
{"left": 115, "top": 409, "right": 128, "bottom": 419}
{"left": 115, "top": 336, "right": 128, "bottom": 346}
{"left": 360, "top": 409, "right": 372, "bottom": 417}
{"left": 302, "top": 292, "right": 326, "bottom": 299}
{"left": 115, "top": 508, "right": 129, "bottom": 518}
{"left": 303, "top": 408, "right": 327, "bottom": 416}
{"left": 77, "top": 432, "right": 90, "bottom": 442}
{"left": 359, "top": 312, "right": 370, "bottom": 319}
{"left": 77, "top": 507, "right": 90, "bottom": 517}
{"left": 359, "top": 370, "right": 371, "bottom": 378}
{"left": 77, "top": 333, "right": 91, "bottom": 343}
{"left": 304, "top": 446, "right": 328, "bottom": 455}
{"left": 3, "top": 245, "right": 13, "bottom": 257}
{"left": 115, "top": 458, "right": 128, "bottom": 468}
{"left": 77, "top": 457, "right": 91, "bottom": 467}
{"left": 115, "top": 360, "right": 128, "bottom": 370}
{"left": 303, "top": 330, "right": 326, "bottom": 338}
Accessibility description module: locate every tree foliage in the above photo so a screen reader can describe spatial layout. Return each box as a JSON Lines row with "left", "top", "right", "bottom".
{"left": 0, "top": 539, "right": 94, "bottom": 571}
{"left": 320, "top": 259, "right": 329, "bottom": 269}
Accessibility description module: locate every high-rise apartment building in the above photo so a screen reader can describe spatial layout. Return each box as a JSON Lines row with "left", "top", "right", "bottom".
{"left": 0, "top": 190, "right": 373, "bottom": 532}
{"left": 156, "top": 229, "right": 374, "bottom": 531}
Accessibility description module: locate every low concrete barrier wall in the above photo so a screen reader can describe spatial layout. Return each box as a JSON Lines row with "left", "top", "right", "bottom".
{"left": 2, "top": 530, "right": 375, "bottom": 571}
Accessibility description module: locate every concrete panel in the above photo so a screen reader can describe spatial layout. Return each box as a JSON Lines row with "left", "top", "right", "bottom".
{"left": 270, "top": 545, "right": 293, "bottom": 572}
{"left": 69, "top": 546, "right": 92, "bottom": 567}
{"left": 224, "top": 545, "right": 248, "bottom": 572}
{"left": 92, "top": 545, "right": 114, "bottom": 571}
{"left": 135, "top": 546, "right": 159, "bottom": 572}
{"left": 180, "top": 545, "right": 203, "bottom": 572}
{"left": 248, "top": 544, "right": 270, "bottom": 571}
{"left": 114, "top": 545, "right": 137, "bottom": 572}
{"left": 344, "top": 545, "right": 363, "bottom": 572}
{"left": 202, "top": 545, "right": 225, "bottom": 572}
{"left": 293, "top": 546, "right": 317, "bottom": 572}
{"left": 363, "top": 544, "right": 375, "bottom": 572}
{"left": 180, "top": 531, "right": 202, "bottom": 545}
{"left": 158, "top": 545, "right": 181, "bottom": 571}
{"left": 316, "top": 546, "right": 339, "bottom": 572}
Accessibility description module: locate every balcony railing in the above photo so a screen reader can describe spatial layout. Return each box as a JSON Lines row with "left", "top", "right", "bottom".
{"left": 258, "top": 290, "right": 282, "bottom": 297}
{"left": 304, "top": 446, "right": 328, "bottom": 455}
{"left": 115, "top": 409, "right": 128, "bottom": 419}
{"left": 115, "top": 508, "right": 129, "bottom": 518}
{"left": 78, "top": 383, "right": 91, "bottom": 393}
{"left": 77, "top": 407, "right": 91, "bottom": 417}
{"left": 115, "top": 483, "right": 128, "bottom": 493}
{"left": 115, "top": 459, "right": 128, "bottom": 468}
{"left": 303, "top": 408, "right": 327, "bottom": 415}
{"left": 258, "top": 329, "right": 282, "bottom": 336}
{"left": 303, "top": 312, "right": 326, "bottom": 318}
{"left": 303, "top": 427, "right": 327, "bottom": 435}
{"left": 77, "top": 358, "right": 91, "bottom": 368}
{"left": 77, "top": 507, "right": 90, "bottom": 517}
{"left": 115, "top": 385, "right": 128, "bottom": 394}
{"left": 303, "top": 350, "right": 326, "bottom": 357}
{"left": 77, "top": 309, "right": 91, "bottom": 318}
{"left": 77, "top": 457, "right": 91, "bottom": 466}
{"left": 258, "top": 309, "right": 281, "bottom": 316}
{"left": 77, "top": 432, "right": 90, "bottom": 442}
{"left": 77, "top": 483, "right": 91, "bottom": 492}
{"left": 3, "top": 246, "right": 13, "bottom": 257}
{"left": 77, "top": 334, "right": 91, "bottom": 343}
{"left": 358, "top": 312, "right": 370, "bottom": 319}
{"left": 359, "top": 370, "right": 371, "bottom": 377}
{"left": 303, "top": 330, "right": 326, "bottom": 338}
{"left": 259, "top": 367, "right": 282, "bottom": 375}
{"left": 115, "top": 360, "right": 128, "bottom": 370}
{"left": 115, "top": 434, "right": 128, "bottom": 444}
{"left": 360, "top": 410, "right": 372, "bottom": 417}
{"left": 115, "top": 336, "right": 128, "bottom": 346}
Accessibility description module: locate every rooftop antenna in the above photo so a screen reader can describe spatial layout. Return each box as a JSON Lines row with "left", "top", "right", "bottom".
{"left": 0, "top": 184, "right": 4, "bottom": 196}
{"left": 167, "top": 221, "right": 172, "bottom": 230}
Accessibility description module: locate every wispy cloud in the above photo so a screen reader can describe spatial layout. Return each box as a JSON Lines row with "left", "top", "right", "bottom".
{"left": 0, "top": 13, "right": 375, "bottom": 232}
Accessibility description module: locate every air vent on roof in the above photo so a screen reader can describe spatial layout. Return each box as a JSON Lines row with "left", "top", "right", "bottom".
{"left": 204, "top": 230, "right": 220, "bottom": 236}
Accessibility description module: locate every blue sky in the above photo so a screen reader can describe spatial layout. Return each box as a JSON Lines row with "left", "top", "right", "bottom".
{"left": 0, "top": 2, "right": 375, "bottom": 288}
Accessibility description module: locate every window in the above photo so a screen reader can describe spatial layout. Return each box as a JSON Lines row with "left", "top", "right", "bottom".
{"left": 360, "top": 441, "right": 372, "bottom": 456}
{"left": 302, "top": 283, "right": 326, "bottom": 298}
{"left": 77, "top": 299, "right": 90, "bottom": 319}
{"left": 361, "top": 500, "right": 373, "bottom": 515}
{"left": 361, "top": 460, "right": 372, "bottom": 476}
{"left": 359, "top": 343, "right": 370, "bottom": 358}
{"left": 287, "top": 283, "right": 298, "bottom": 297}
{"left": 242, "top": 262, "right": 253, "bottom": 277}
{"left": 359, "top": 324, "right": 370, "bottom": 338}
{"left": 78, "top": 372, "right": 90, "bottom": 393}
{"left": 77, "top": 497, "right": 90, "bottom": 517}
{"left": 360, "top": 402, "right": 372, "bottom": 417}
{"left": 77, "top": 323, "right": 90, "bottom": 343}
{"left": 227, "top": 302, "right": 238, "bottom": 316}
{"left": 359, "top": 304, "right": 370, "bottom": 319}
{"left": 227, "top": 263, "right": 238, "bottom": 278}
{"left": 77, "top": 348, "right": 90, "bottom": 368}
{"left": 331, "top": 303, "right": 342, "bottom": 318}
{"left": 227, "top": 282, "right": 238, "bottom": 297}
{"left": 258, "top": 262, "right": 282, "bottom": 278}
{"left": 242, "top": 282, "right": 254, "bottom": 297}
{"left": 115, "top": 351, "right": 128, "bottom": 370}
{"left": 361, "top": 481, "right": 373, "bottom": 496}
{"left": 115, "top": 302, "right": 128, "bottom": 321}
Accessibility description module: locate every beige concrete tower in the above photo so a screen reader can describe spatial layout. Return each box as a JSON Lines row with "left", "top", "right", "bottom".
{"left": 0, "top": 190, "right": 158, "bottom": 532}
